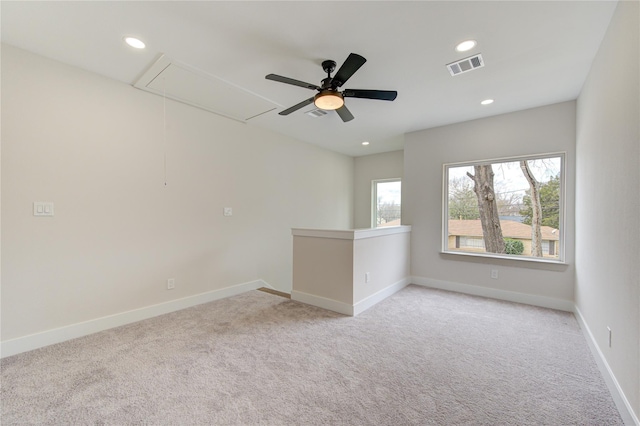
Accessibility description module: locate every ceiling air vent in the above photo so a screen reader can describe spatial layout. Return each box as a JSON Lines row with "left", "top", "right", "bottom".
{"left": 305, "top": 109, "right": 328, "bottom": 118}
{"left": 446, "top": 54, "right": 484, "bottom": 76}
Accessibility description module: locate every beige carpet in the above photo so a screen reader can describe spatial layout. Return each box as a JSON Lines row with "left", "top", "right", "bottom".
{"left": 1, "top": 285, "right": 624, "bottom": 425}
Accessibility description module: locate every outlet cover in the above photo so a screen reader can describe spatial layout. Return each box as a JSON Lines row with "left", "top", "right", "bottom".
{"left": 167, "top": 278, "right": 175, "bottom": 290}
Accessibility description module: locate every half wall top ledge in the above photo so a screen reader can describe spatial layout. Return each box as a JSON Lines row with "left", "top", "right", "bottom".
{"left": 292, "top": 225, "right": 411, "bottom": 240}
{"left": 134, "top": 55, "right": 279, "bottom": 123}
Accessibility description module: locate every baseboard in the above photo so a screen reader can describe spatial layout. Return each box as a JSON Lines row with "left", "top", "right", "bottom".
{"left": 291, "top": 278, "right": 411, "bottom": 317}
{"left": 290, "top": 290, "right": 353, "bottom": 316}
{"left": 353, "top": 278, "right": 411, "bottom": 316}
{"left": 411, "top": 276, "right": 574, "bottom": 312}
{"left": 1, "top": 279, "right": 267, "bottom": 359}
{"left": 574, "top": 306, "right": 639, "bottom": 426}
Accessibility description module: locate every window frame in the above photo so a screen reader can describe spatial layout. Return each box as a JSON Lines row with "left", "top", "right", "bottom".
{"left": 442, "top": 152, "right": 566, "bottom": 264}
{"left": 372, "top": 178, "right": 402, "bottom": 228}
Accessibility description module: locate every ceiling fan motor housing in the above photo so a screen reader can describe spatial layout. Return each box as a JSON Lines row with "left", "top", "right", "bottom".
{"left": 322, "top": 60, "right": 337, "bottom": 75}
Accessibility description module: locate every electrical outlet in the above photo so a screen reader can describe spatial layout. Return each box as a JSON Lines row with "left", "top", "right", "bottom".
{"left": 167, "top": 278, "right": 175, "bottom": 290}
{"left": 365, "top": 272, "right": 370, "bottom": 283}
{"left": 490, "top": 269, "right": 498, "bottom": 279}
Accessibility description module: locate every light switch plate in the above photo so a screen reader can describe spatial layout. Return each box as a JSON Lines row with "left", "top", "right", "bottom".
{"left": 34, "top": 202, "right": 54, "bottom": 217}
{"left": 223, "top": 207, "right": 233, "bottom": 217}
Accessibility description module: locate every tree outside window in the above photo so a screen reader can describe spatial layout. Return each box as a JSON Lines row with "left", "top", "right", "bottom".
{"left": 444, "top": 154, "right": 564, "bottom": 261}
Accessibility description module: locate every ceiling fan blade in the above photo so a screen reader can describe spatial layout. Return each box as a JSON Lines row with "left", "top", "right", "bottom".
{"left": 332, "top": 53, "right": 366, "bottom": 87}
{"left": 266, "top": 74, "right": 321, "bottom": 91}
{"left": 279, "top": 97, "right": 315, "bottom": 115}
{"left": 336, "top": 105, "right": 354, "bottom": 122}
{"left": 343, "top": 89, "right": 398, "bottom": 101}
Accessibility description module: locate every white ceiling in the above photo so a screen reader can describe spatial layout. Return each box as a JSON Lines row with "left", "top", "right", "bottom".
{"left": 1, "top": 1, "right": 617, "bottom": 157}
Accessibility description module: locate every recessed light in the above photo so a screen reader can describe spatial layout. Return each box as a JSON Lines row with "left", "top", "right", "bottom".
{"left": 481, "top": 99, "right": 494, "bottom": 105}
{"left": 455, "top": 40, "right": 477, "bottom": 52}
{"left": 362, "top": 141, "right": 370, "bottom": 146}
{"left": 124, "top": 37, "right": 145, "bottom": 49}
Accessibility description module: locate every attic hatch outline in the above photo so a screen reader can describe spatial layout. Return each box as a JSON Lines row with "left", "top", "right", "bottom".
{"left": 133, "top": 54, "right": 279, "bottom": 123}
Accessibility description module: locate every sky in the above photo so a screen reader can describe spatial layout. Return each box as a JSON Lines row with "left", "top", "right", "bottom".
{"left": 376, "top": 156, "right": 561, "bottom": 208}
{"left": 447, "top": 156, "right": 561, "bottom": 201}
{"left": 376, "top": 180, "right": 401, "bottom": 205}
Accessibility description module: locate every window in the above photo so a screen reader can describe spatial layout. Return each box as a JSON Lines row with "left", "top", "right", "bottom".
{"left": 459, "top": 236, "right": 485, "bottom": 249}
{"left": 373, "top": 179, "right": 401, "bottom": 228}
{"left": 443, "top": 153, "right": 564, "bottom": 262}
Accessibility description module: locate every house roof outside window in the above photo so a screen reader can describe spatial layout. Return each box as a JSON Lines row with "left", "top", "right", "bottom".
{"left": 448, "top": 219, "right": 559, "bottom": 241}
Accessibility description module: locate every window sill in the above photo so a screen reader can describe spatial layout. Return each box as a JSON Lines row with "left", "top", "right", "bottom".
{"left": 441, "top": 250, "right": 568, "bottom": 266}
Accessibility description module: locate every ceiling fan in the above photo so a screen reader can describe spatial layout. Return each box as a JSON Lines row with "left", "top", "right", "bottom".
{"left": 265, "top": 53, "right": 397, "bottom": 122}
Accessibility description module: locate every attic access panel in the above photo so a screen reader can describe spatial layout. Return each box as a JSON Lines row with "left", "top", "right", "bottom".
{"left": 134, "top": 55, "right": 278, "bottom": 122}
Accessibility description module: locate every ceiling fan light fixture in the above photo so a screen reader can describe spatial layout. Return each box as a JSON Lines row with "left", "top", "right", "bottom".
{"left": 266, "top": 53, "right": 396, "bottom": 122}
{"left": 314, "top": 90, "right": 344, "bottom": 110}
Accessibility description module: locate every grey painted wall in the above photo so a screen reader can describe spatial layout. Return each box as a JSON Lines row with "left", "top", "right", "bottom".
{"left": 404, "top": 101, "right": 577, "bottom": 305}
{"left": 575, "top": 0, "right": 639, "bottom": 420}
{"left": 1, "top": 45, "right": 354, "bottom": 341}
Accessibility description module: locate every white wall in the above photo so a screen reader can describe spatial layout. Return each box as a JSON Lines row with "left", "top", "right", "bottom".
{"left": 291, "top": 226, "right": 411, "bottom": 315}
{"left": 404, "top": 101, "right": 576, "bottom": 309}
{"left": 292, "top": 236, "right": 354, "bottom": 305}
{"left": 1, "top": 45, "right": 354, "bottom": 342}
{"left": 575, "top": 0, "right": 639, "bottom": 420}
{"left": 352, "top": 230, "right": 410, "bottom": 305}
{"left": 353, "top": 150, "right": 404, "bottom": 229}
